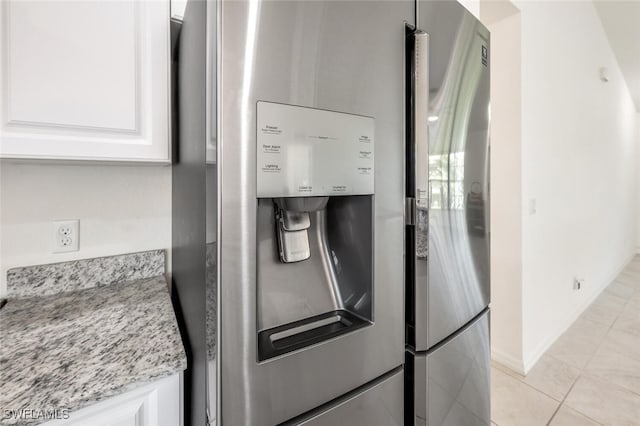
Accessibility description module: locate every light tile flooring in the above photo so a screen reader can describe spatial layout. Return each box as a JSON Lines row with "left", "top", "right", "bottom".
{"left": 491, "top": 257, "right": 640, "bottom": 426}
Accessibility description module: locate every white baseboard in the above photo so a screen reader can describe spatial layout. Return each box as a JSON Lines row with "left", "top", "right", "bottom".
{"left": 491, "top": 348, "right": 525, "bottom": 376}
{"left": 520, "top": 250, "right": 635, "bottom": 374}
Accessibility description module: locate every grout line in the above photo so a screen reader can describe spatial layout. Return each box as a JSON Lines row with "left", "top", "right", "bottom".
{"left": 493, "top": 363, "right": 564, "bottom": 406}
{"left": 494, "top": 261, "right": 639, "bottom": 426}
{"left": 544, "top": 395, "right": 566, "bottom": 424}
{"left": 545, "top": 378, "right": 584, "bottom": 425}
{"left": 547, "top": 262, "right": 639, "bottom": 426}
{"left": 558, "top": 377, "right": 607, "bottom": 425}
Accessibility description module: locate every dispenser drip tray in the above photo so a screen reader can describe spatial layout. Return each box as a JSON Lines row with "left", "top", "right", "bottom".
{"left": 258, "top": 310, "right": 370, "bottom": 361}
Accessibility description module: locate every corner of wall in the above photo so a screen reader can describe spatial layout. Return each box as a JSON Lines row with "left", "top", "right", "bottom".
{"left": 637, "top": 112, "right": 640, "bottom": 253}
{"left": 492, "top": 347, "right": 526, "bottom": 376}
{"left": 483, "top": 0, "right": 525, "bottom": 378}
{"left": 521, "top": 250, "right": 635, "bottom": 374}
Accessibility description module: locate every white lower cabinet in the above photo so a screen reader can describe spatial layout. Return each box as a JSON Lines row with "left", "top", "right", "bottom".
{"left": 42, "top": 374, "right": 182, "bottom": 426}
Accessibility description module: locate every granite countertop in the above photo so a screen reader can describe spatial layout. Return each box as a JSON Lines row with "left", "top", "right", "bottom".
{"left": 0, "top": 251, "right": 187, "bottom": 425}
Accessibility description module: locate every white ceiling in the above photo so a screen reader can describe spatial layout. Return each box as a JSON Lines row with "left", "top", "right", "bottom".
{"left": 594, "top": 0, "right": 640, "bottom": 111}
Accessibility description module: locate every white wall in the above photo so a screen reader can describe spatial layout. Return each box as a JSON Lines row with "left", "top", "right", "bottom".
{"left": 480, "top": 0, "right": 638, "bottom": 374}
{"left": 481, "top": 1, "right": 524, "bottom": 372}
{"left": 0, "top": 162, "right": 172, "bottom": 297}
{"left": 517, "top": 0, "right": 638, "bottom": 371}
{"left": 638, "top": 112, "right": 640, "bottom": 253}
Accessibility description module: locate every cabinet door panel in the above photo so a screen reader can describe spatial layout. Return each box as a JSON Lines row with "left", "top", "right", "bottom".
{"left": 41, "top": 374, "right": 181, "bottom": 426}
{"left": 64, "top": 398, "right": 145, "bottom": 426}
{"left": 7, "top": 1, "right": 137, "bottom": 130}
{"left": 0, "top": 0, "right": 169, "bottom": 162}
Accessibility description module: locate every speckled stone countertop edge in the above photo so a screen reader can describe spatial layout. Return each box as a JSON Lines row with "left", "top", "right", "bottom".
{"left": 6, "top": 250, "right": 166, "bottom": 299}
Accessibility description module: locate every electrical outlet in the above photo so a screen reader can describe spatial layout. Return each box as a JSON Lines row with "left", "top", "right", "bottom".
{"left": 573, "top": 277, "right": 584, "bottom": 290}
{"left": 53, "top": 220, "right": 79, "bottom": 253}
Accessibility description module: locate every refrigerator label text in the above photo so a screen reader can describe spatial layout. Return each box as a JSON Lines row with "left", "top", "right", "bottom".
{"left": 256, "top": 102, "right": 374, "bottom": 197}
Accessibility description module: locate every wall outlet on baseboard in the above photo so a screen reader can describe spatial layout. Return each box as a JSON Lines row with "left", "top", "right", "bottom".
{"left": 53, "top": 220, "right": 80, "bottom": 253}
{"left": 573, "top": 277, "right": 584, "bottom": 290}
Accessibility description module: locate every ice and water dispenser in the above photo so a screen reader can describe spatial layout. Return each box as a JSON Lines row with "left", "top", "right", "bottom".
{"left": 256, "top": 102, "right": 375, "bottom": 361}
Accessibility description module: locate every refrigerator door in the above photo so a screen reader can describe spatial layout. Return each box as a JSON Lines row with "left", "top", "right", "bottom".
{"left": 219, "top": 1, "right": 411, "bottom": 424}
{"left": 410, "top": 0, "right": 491, "bottom": 350}
{"left": 411, "top": 311, "right": 490, "bottom": 426}
{"left": 292, "top": 369, "right": 404, "bottom": 426}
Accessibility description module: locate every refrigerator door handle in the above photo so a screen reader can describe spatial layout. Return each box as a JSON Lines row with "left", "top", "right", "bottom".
{"left": 411, "top": 30, "right": 430, "bottom": 350}
{"left": 413, "top": 31, "right": 429, "bottom": 208}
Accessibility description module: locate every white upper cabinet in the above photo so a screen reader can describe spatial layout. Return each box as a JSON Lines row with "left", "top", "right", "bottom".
{"left": 0, "top": 0, "right": 170, "bottom": 162}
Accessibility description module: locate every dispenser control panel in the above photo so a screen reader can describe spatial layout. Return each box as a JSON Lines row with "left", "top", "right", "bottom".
{"left": 256, "top": 101, "right": 374, "bottom": 198}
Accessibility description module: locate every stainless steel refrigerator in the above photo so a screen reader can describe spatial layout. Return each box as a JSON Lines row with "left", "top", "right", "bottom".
{"left": 405, "top": 1, "right": 491, "bottom": 425}
{"left": 172, "top": 0, "right": 490, "bottom": 425}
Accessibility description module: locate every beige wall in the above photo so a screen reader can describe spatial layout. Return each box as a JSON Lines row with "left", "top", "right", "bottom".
{"left": 0, "top": 162, "right": 172, "bottom": 296}
{"left": 481, "top": 1, "right": 524, "bottom": 373}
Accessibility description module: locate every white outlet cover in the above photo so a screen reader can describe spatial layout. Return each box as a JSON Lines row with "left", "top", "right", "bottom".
{"left": 53, "top": 220, "right": 79, "bottom": 253}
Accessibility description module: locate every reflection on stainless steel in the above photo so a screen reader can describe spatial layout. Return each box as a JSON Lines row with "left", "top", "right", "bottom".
{"left": 257, "top": 197, "right": 373, "bottom": 332}
{"left": 466, "top": 182, "right": 486, "bottom": 234}
{"left": 416, "top": 207, "right": 428, "bottom": 259}
{"left": 206, "top": 242, "right": 217, "bottom": 361}
{"left": 219, "top": 1, "right": 409, "bottom": 424}
{"left": 409, "top": 28, "right": 432, "bottom": 357}
{"left": 294, "top": 370, "right": 404, "bottom": 426}
{"left": 413, "top": 31, "right": 430, "bottom": 205}
{"left": 407, "top": 1, "right": 491, "bottom": 424}
{"left": 412, "top": 29, "right": 430, "bottom": 261}
{"left": 317, "top": 209, "right": 343, "bottom": 308}
{"left": 415, "top": 0, "right": 491, "bottom": 350}
{"left": 413, "top": 312, "right": 490, "bottom": 425}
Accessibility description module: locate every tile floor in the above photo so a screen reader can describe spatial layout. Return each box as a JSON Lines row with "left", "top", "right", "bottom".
{"left": 491, "top": 257, "right": 640, "bottom": 426}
